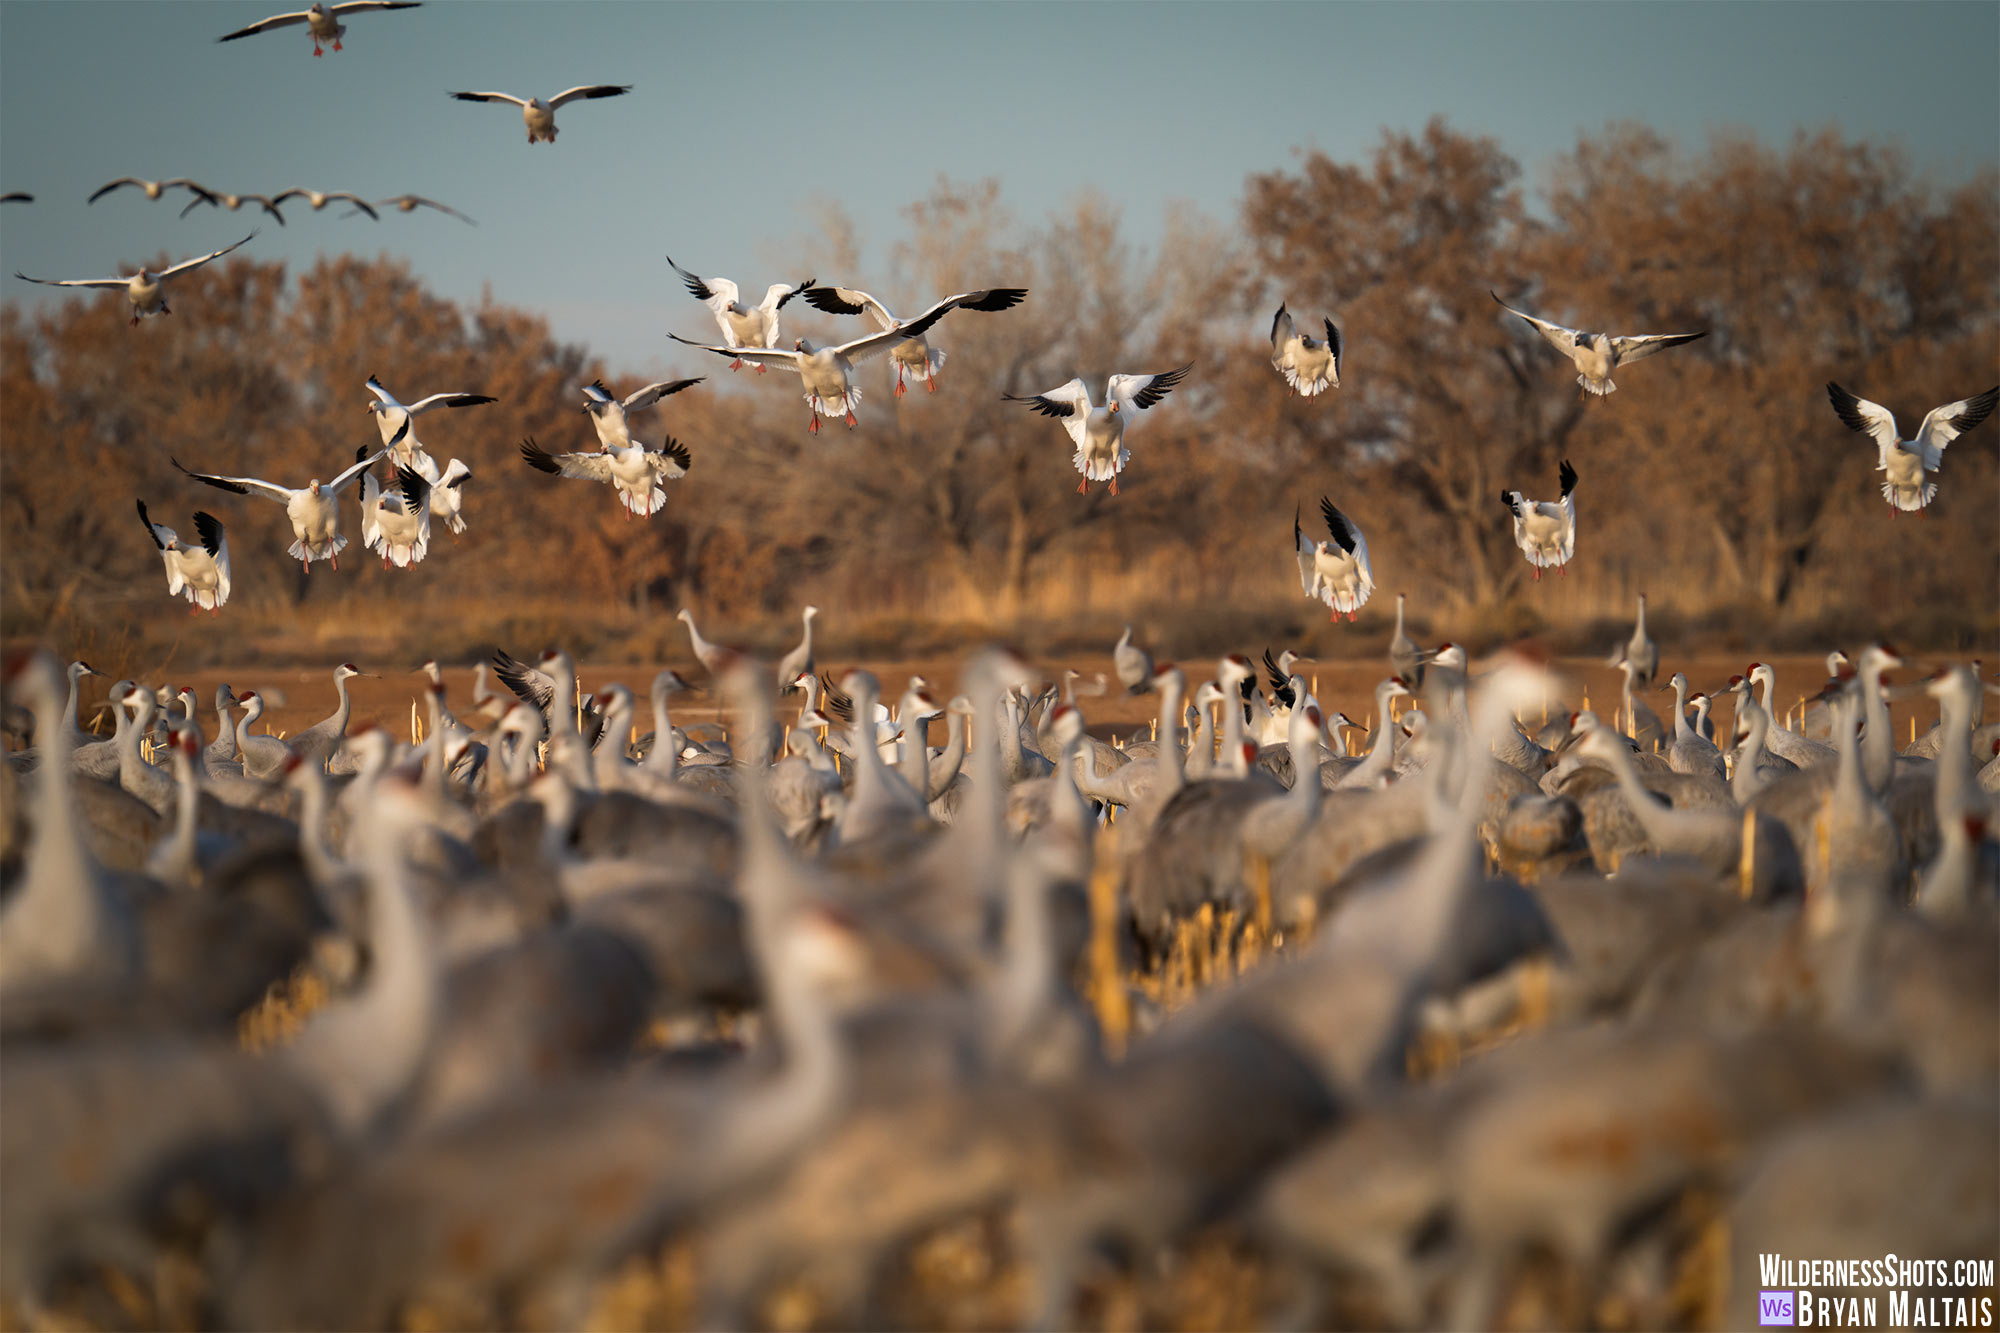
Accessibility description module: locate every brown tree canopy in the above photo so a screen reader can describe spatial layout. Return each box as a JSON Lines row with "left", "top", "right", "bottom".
{"left": 4, "top": 122, "right": 1994, "bottom": 668}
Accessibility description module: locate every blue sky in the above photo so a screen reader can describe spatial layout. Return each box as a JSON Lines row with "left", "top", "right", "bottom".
{"left": 3, "top": 1, "right": 1994, "bottom": 378}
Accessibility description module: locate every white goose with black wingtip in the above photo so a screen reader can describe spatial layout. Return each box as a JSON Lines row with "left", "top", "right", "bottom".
{"left": 1004, "top": 363, "right": 1193, "bottom": 494}
{"left": 1491, "top": 290, "right": 1707, "bottom": 396}
{"left": 359, "top": 457, "right": 432, "bottom": 568}
{"left": 800, "top": 284, "right": 1028, "bottom": 397}
{"left": 137, "top": 501, "right": 230, "bottom": 613}
{"left": 1269, "top": 303, "right": 1341, "bottom": 397}
{"left": 519, "top": 435, "right": 690, "bottom": 519}
{"left": 580, "top": 376, "right": 704, "bottom": 450}
{"left": 672, "top": 295, "right": 978, "bottom": 434}
{"left": 1502, "top": 458, "right": 1578, "bottom": 580}
{"left": 1826, "top": 381, "right": 1998, "bottom": 514}
{"left": 665, "top": 255, "right": 814, "bottom": 367}
{"left": 1296, "top": 497, "right": 1374, "bottom": 621}
{"left": 413, "top": 456, "right": 473, "bottom": 534}
{"left": 365, "top": 374, "right": 497, "bottom": 470}
{"left": 216, "top": 0, "right": 421, "bottom": 55}
{"left": 448, "top": 84, "right": 630, "bottom": 143}
{"left": 14, "top": 233, "right": 255, "bottom": 326}
{"left": 174, "top": 418, "right": 402, "bottom": 571}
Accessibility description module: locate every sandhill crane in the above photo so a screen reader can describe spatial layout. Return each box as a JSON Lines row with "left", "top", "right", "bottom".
{"left": 1747, "top": 660, "right": 1834, "bottom": 768}
{"left": 231, "top": 692, "right": 296, "bottom": 782}
{"left": 1491, "top": 290, "right": 1708, "bottom": 396}
{"left": 1389, "top": 594, "right": 1424, "bottom": 689}
{"left": 15, "top": 232, "right": 254, "bottom": 325}
{"left": 287, "top": 663, "right": 370, "bottom": 769}
{"left": 1661, "top": 671, "right": 1726, "bottom": 781}
{"left": 1113, "top": 624, "right": 1155, "bottom": 694}
{"left": 776, "top": 605, "right": 819, "bottom": 691}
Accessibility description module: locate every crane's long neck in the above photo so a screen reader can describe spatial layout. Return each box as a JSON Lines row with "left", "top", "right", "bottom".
{"left": 1592, "top": 733, "right": 1688, "bottom": 849}
{"left": 707, "top": 682, "right": 845, "bottom": 1180}
{"left": 1186, "top": 699, "right": 1216, "bottom": 778}
{"left": 1752, "top": 667, "right": 1779, "bottom": 726}
{"left": 1933, "top": 678, "right": 1976, "bottom": 828}
{"left": 929, "top": 710, "right": 968, "bottom": 802}
{"left": 899, "top": 696, "right": 930, "bottom": 797}
{"left": 282, "top": 791, "right": 438, "bottom": 1139}
{"left": 293, "top": 763, "right": 343, "bottom": 888}
{"left": 3, "top": 669, "right": 104, "bottom": 989}
{"left": 1218, "top": 682, "right": 1245, "bottom": 771}
{"left": 646, "top": 678, "right": 679, "bottom": 778}
{"left": 1344, "top": 682, "right": 1402, "bottom": 787}
{"left": 330, "top": 672, "right": 353, "bottom": 738}
{"left": 1155, "top": 674, "right": 1186, "bottom": 799}
{"left": 1860, "top": 661, "right": 1894, "bottom": 793}
{"left": 1733, "top": 703, "right": 1770, "bottom": 805}
{"left": 158, "top": 740, "right": 201, "bottom": 889}
{"left": 212, "top": 693, "right": 236, "bottom": 759}
{"left": 1669, "top": 677, "right": 1693, "bottom": 742}
{"left": 1283, "top": 705, "right": 1323, "bottom": 826}
{"left": 1394, "top": 596, "right": 1407, "bottom": 641}
{"left": 421, "top": 686, "right": 448, "bottom": 803}
{"left": 61, "top": 669, "right": 83, "bottom": 739}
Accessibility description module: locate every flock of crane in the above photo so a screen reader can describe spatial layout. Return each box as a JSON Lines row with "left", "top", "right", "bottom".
{"left": 2, "top": 582, "right": 1997, "bottom": 1326}
{"left": 4, "top": 2, "right": 1997, "bottom": 1327}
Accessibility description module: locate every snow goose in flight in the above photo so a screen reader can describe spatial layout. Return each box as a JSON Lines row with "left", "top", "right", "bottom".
{"left": 1295, "top": 498, "right": 1375, "bottom": 621}
{"left": 358, "top": 458, "right": 433, "bottom": 569}
{"left": 178, "top": 188, "right": 287, "bottom": 224}
{"left": 666, "top": 255, "right": 814, "bottom": 369}
{"left": 1269, "top": 303, "right": 1341, "bottom": 397}
{"left": 172, "top": 417, "right": 403, "bottom": 570}
{"left": 1491, "top": 290, "right": 1706, "bottom": 397}
{"left": 1826, "top": 381, "right": 1997, "bottom": 514}
{"left": 364, "top": 373, "right": 496, "bottom": 469}
{"left": 580, "top": 376, "right": 703, "bottom": 450}
{"left": 412, "top": 456, "right": 472, "bottom": 534}
{"left": 800, "top": 284, "right": 1028, "bottom": 396}
{"left": 217, "top": 1, "right": 421, "bottom": 55}
{"left": 88, "top": 177, "right": 218, "bottom": 207}
{"left": 1004, "top": 363, "right": 1193, "bottom": 494}
{"left": 270, "top": 188, "right": 379, "bottom": 219}
{"left": 448, "top": 84, "right": 631, "bottom": 144}
{"left": 372, "top": 194, "right": 475, "bottom": 224}
{"left": 14, "top": 232, "right": 254, "bottom": 326}
{"left": 519, "top": 434, "right": 690, "bottom": 518}
{"left": 137, "top": 502, "right": 230, "bottom": 614}
{"left": 670, "top": 298, "right": 966, "bottom": 434}
{"left": 1501, "top": 459, "right": 1578, "bottom": 581}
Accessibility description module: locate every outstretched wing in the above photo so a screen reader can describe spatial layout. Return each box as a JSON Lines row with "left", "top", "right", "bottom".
{"left": 1005, "top": 378, "right": 1092, "bottom": 450}
{"left": 217, "top": 9, "right": 312, "bottom": 41}
{"left": 649, "top": 436, "right": 693, "bottom": 480}
{"left": 802, "top": 284, "right": 898, "bottom": 330}
{"left": 450, "top": 90, "right": 530, "bottom": 108}
{"left": 548, "top": 84, "right": 632, "bottom": 108}
{"left": 829, "top": 300, "right": 960, "bottom": 361}
{"left": 14, "top": 272, "right": 129, "bottom": 290}
{"left": 665, "top": 254, "right": 736, "bottom": 311}
{"left": 1323, "top": 318, "right": 1342, "bottom": 370}
{"left": 1826, "top": 381, "right": 1900, "bottom": 464}
{"left": 1610, "top": 329, "right": 1706, "bottom": 364}
{"left": 1294, "top": 504, "right": 1317, "bottom": 595}
{"left": 1492, "top": 291, "right": 1581, "bottom": 356}
{"left": 621, "top": 377, "right": 703, "bottom": 411}
{"left": 1107, "top": 363, "right": 1193, "bottom": 413}
{"left": 1557, "top": 459, "right": 1578, "bottom": 560}
{"left": 1270, "top": 303, "right": 1297, "bottom": 351}
{"left": 192, "top": 511, "right": 227, "bottom": 559}
{"left": 162, "top": 232, "right": 255, "bottom": 278}
{"left": 136, "top": 499, "right": 174, "bottom": 550}
{"left": 88, "top": 177, "right": 147, "bottom": 204}
{"left": 1913, "top": 386, "right": 1999, "bottom": 459}
{"left": 667, "top": 331, "right": 798, "bottom": 369}
{"left": 403, "top": 389, "right": 498, "bottom": 415}
{"left": 327, "top": 426, "right": 402, "bottom": 493}
{"left": 171, "top": 457, "right": 294, "bottom": 504}
{"left": 1320, "top": 498, "right": 1361, "bottom": 555}
{"left": 519, "top": 437, "right": 612, "bottom": 481}
{"left": 329, "top": 1, "right": 423, "bottom": 14}
{"left": 1262, "top": 647, "right": 1297, "bottom": 708}
{"left": 492, "top": 650, "right": 557, "bottom": 714}
{"left": 395, "top": 464, "right": 430, "bottom": 512}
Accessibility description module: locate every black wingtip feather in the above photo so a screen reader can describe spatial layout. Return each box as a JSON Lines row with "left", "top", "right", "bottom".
{"left": 193, "top": 511, "right": 225, "bottom": 557}
{"left": 1559, "top": 459, "right": 1578, "bottom": 497}
{"left": 518, "top": 437, "right": 561, "bottom": 475}
{"left": 136, "top": 499, "right": 165, "bottom": 549}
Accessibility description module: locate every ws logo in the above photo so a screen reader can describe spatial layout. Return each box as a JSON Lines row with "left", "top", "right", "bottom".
{"left": 1760, "top": 1291, "right": 1796, "bottom": 1326}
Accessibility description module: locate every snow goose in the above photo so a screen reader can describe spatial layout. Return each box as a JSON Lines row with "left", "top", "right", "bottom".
{"left": 87, "top": 177, "right": 217, "bottom": 207}
{"left": 1295, "top": 497, "right": 1375, "bottom": 621}
{"left": 172, "top": 419, "right": 398, "bottom": 570}
{"left": 14, "top": 232, "right": 254, "bottom": 326}
{"left": 373, "top": 193, "right": 475, "bottom": 224}
{"left": 1268, "top": 303, "right": 1341, "bottom": 397}
{"left": 270, "top": 188, "right": 379, "bottom": 219}
{"left": 1826, "top": 381, "right": 1998, "bottom": 514}
{"left": 519, "top": 434, "right": 690, "bottom": 518}
{"left": 177, "top": 188, "right": 287, "bottom": 224}
{"left": 413, "top": 455, "right": 472, "bottom": 533}
{"left": 365, "top": 373, "right": 496, "bottom": 466}
{"left": 136, "top": 500, "right": 230, "bottom": 614}
{"left": 666, "top": 255, "right": 814, "bottom": 367}
{"left": 580, "top": 376, "right": 703, "bottom": 450}
{"left": 799, "top": 284, "right": 1028, "bottom": 396}
{"left": 1004, "top": 363, "right": 1193, "bottom": 494}
{"left": 671, "top": 297, "right": 969, "bottom": 433}
{"left": 1491, "top": 290, "right": 1706, "bottom": 396}
{"left": 448, "top": 84, "right": 632, "bottom": 143}
{"left": 358, "top": 461, "right": 430, "bottom": 568}
{"left": 218, "top": 0, "right": 420, "bottom": 53}
{"left": 1500, "top": 458, "right": 1577, "bottom": 580}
